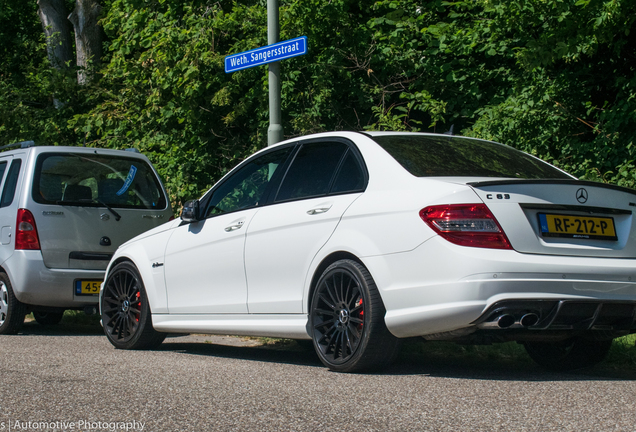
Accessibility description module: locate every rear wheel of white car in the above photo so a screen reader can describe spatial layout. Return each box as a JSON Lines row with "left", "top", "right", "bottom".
{"left": 33, "top": 311, "right": 65, "bottom": 325}
{"left": 101, "top": 261, "right": 166, "bottom": 350}
{"left": 310, "top": 259, "right": 400, "bottom": 373}
{"left": 0, "top": 273, "right": 26, "bottom": 335}
{"left": 524, "top": 337, "right": 612, "bottom": 371}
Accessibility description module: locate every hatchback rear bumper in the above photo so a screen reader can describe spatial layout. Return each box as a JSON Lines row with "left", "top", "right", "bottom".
{"left": 364, "top": 236, "right": 636, "bottom": 338}
{"left": 3, "top": 250, "right": 103, "bottom": 308}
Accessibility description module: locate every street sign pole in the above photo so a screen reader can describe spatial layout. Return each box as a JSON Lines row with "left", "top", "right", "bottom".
{"left": 267, "top": 0, "right": 283, "bottom": 146}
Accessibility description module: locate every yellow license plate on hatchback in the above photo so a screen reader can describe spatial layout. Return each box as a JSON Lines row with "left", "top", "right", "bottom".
{"left": 75, "top": 280, "right": 101, "bottom": 295}
{"left": 538, "top": 213, "right": 617, "bottom": 240}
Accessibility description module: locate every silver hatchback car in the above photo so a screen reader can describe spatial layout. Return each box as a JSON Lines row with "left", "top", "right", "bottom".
{"left": 0, "top": 141, "right": 173, "bottom": 334}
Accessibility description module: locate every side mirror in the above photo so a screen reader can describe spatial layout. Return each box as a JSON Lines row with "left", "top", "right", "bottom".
{"left": 180, "top": 200, "right": 199, "bottom": 222}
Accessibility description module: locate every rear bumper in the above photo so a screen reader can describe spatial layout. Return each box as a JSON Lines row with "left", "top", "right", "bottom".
{"left": 364, "top": 236, "right": 636, "bottom": 338}
{"left": 4, "top": 250, "right": 102, "bottom": 308}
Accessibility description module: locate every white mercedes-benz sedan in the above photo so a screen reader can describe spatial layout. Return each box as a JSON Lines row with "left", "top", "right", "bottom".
{"left": 100, "top": 131, "right": 636, "bottom": 372}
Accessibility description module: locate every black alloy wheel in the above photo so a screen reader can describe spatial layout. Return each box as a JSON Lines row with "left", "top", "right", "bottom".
{"left": 101, "top": 261, "right": 165, "bottom": 350}
{"left": 310, "top": 259, "right": 400, "bottom": 372}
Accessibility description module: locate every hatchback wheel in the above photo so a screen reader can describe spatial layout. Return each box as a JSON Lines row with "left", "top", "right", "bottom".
{"left": 524, "top": 337, "right": 612, "bottom": 371}
{"left": 310, "top": 259, "right": 400, "bottom": 372}
{"left": 101, "top": 261, "right": 166, "bottom": 349}
{"left": 0, "top": 273, "right": 26, "bottom": 335}
{"left": 33, "top": 311, "right": 65, "bottom": 326}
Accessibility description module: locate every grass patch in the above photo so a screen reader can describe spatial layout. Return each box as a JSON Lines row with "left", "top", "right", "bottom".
{"left": 399, "top": 339, "right": 531, "bottom": 365}
{"left": 605, "top": 334, "right": 636, "bottom": 369}
{"left": 247, "top": 337, "right": 304, "bottom": 349}
{"left": 60, "top": 309, "right": 102, "bottom": 326}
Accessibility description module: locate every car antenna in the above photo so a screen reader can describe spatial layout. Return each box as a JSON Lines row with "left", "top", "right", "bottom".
{"left": 443, "top": 125, "right": 454, "bottom": 135}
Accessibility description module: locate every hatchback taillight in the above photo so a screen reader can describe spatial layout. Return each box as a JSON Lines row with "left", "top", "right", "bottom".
{"left": 420, "top": 204, "right": 512, "bottom": 249}
{"left": 16, "top": 209, "right": 41, "bottom": 250}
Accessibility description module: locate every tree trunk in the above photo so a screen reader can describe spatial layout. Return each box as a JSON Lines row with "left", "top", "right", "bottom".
{"left": 37, "top": 0, "right": 74, "bottom": 70}
{"left": 68, "top": 0, "right": 103, "bottom": 84}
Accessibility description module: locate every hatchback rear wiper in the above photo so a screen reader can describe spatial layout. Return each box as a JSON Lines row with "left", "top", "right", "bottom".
{"left": 82, "top": 199, "right": 122, "bottom": 221}
{"left": 57, "top": 198, "right": 123, "bottom": 221}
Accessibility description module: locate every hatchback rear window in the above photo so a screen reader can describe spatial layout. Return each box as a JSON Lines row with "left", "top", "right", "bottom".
{"left": 372, "top": 135, "right": 571, "bottom": 179}
{"left": 32, "top": 153, "right": 167, "bottom": 209}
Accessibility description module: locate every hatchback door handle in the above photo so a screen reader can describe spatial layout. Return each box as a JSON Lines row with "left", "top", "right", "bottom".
{"left": 307, "top": 207, "right": 331, "bottom": 215}
{"left": 224, "top": 221, "right": 244, "bottom": 232}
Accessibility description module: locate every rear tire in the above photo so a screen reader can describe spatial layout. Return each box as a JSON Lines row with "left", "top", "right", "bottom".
{"left": 101, "top": 261, "right": 166, "bottom": 350}
{"left": 0, "top": 273, "right": 26, "bottom": 335}
{"left": 33, "top": 311, "right": 65, "bottom": 326}
{"left": 524, "top": 337, "right": 612, "bottom": 371}
{"left": 309, "top": 259, "right": 400, "bottom": 373}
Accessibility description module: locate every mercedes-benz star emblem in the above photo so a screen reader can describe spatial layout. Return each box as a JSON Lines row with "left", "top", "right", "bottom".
{"left": 576, "top": 188, "right": 588, "bottom": 203}
{"left": 339, "top": 309, "right": 350, "bottom": 325}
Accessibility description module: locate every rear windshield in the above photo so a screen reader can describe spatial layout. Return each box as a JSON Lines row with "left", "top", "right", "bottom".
{"left": 372, "top": 135, "right": 572, "bottom": 179}
{"left": 32, "top": 153, "right": 167, "bottom": 209}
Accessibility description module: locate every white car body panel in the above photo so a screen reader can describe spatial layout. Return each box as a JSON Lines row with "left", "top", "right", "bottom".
{"left": 245, "top": 194, "right": 361, "bottom": 313}
{"left": 110, "top": 226, "right": 176, "bottom": 314}
{"left": 163, "top": 209, "right": 259, "bottom": 313}
{"left": 364, "top": 236, "right": 636, "bottom": 337}
{"left": 470, "top": 182, "right": 636, "bottom": 257}
{"left": 152, "top": 313, "right": 309, "bottom": 339}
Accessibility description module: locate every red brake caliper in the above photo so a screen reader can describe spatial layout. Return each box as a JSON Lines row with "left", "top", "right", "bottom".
{"left": 135, "top": 292, "right": 141, "bottom": 322}
{"left": 355, "top": 297, "right": 363, "bottom": 330}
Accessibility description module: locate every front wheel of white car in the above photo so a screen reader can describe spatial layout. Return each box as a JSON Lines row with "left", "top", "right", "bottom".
{"left": 101, "top": 261, "right": 166, "bottom": 350}
{"left": 309, "top": 259, "right": 400, "bottom": 373}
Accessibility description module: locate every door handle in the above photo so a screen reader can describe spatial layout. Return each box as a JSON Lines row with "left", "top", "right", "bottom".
{"left": 307, "top": 207, "right": 331, "bottom": 215}
{"left": 224, "top": 221, "right": 245, "bottom": 232}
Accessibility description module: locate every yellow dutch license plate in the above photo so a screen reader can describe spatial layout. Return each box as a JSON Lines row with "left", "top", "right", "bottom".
{"left": 538, "top": 213, "right": 617, "bottom": 240}
{"left": 75, "top": 280, "right": 101, "bottom": 295}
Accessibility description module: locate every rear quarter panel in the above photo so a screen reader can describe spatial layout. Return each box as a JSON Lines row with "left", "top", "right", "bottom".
{"left": 300, "top": 134, "right": 485, "bottom": 313}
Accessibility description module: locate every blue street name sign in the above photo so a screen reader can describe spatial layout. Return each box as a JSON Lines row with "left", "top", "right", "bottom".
{"left": 225, "top": 36, "right": 308, "bottom": 73}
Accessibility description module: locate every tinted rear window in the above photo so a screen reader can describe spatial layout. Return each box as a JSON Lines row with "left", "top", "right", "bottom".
{"left": 33, "top": 153, "right": 167, "bottom": 209}
{"left": 275, "top": 142, "right": 348, "bottom": 202}
{"left": 372, "top": 135, "right": 571, "bottom": 179}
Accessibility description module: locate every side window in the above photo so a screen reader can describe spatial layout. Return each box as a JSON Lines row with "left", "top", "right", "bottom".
{"left": 275, "top": 142, "right": 348, "bottom": 202}
{"left": 0, "top": 161, "right": 8, "bottom": 187}
{"left": 205, "top": 147, "right": 292, "bottom": 218}
{"left": 0, "top": 159, "right": 22, "bottom": 208}
{"left": 330, "top": 150, "right": 365, "bottom": 194}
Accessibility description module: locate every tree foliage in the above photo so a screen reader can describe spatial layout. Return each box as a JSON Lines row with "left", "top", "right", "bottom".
{"left": 1, "top": 0, "right": 635, "bottom": 209}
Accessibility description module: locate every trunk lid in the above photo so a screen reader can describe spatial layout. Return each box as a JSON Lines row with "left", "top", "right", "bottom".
{"left": 468, "top": 179, "right": 636, "bottom": 258}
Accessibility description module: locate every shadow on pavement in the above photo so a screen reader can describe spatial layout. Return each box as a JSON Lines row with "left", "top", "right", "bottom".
{"left": 159, "top": 335, "right": 636, "bottom": 381}
{"left": 17, "top": 319, "right": 104, "bottom": 336}
{"left": 161, "top": 337, "right": 324, "bottom": 368}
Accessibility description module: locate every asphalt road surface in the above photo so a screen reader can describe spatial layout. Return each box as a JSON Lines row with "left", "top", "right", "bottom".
{"left": 2, "top": 321, "right": 636, "bottom": 432}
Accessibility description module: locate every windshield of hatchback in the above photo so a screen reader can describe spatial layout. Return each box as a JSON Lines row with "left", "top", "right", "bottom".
{"left": 371, "top": 134, "right": 572, "bottom": 179}
{"left": 32, "top": 153, "right": 167, "bottom": 209}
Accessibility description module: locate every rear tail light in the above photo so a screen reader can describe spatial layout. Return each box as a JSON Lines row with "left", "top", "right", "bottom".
{"left": 420, "top": 204, "right": 512, "bottom": 249}
{"left": 16, "top": 208, "right": 41, "bottom": 250}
